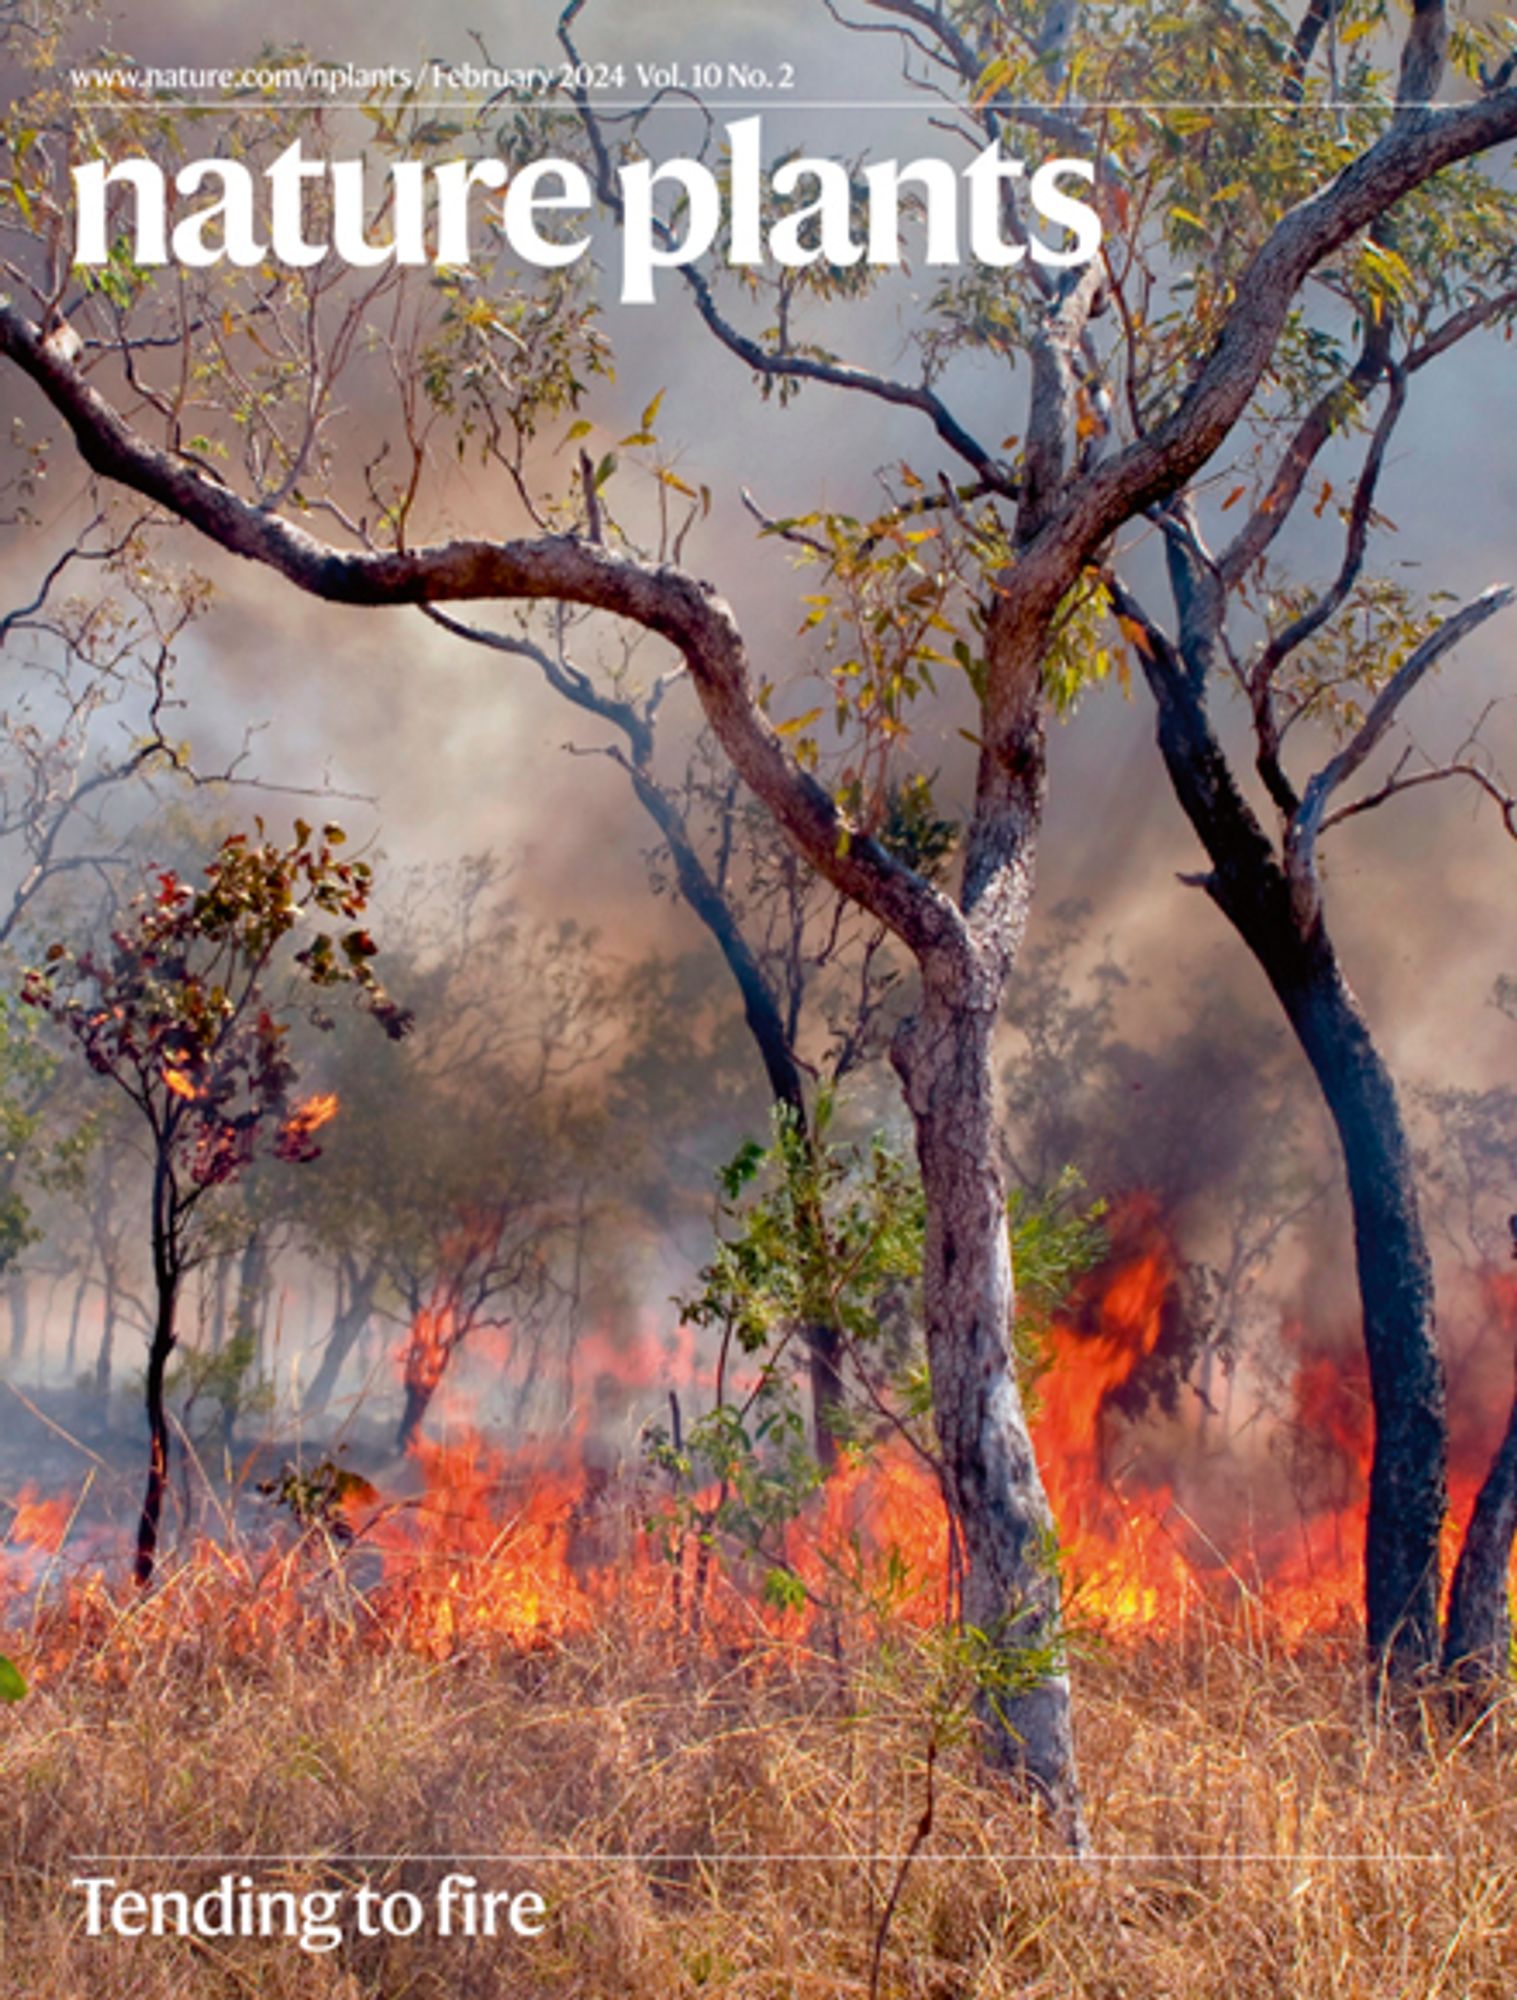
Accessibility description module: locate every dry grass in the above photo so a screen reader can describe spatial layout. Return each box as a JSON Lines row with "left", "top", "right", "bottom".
{"left": 1, "top": 1564, "right": 1515, "bottom": 1998}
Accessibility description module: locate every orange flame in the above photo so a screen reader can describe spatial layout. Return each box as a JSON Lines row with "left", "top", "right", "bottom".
{"left": 7, "top": 1487, "right": 70, "bottom": 1554}
{"left": 284, "top": 1091, "right": 339, "bottom": 1137}
{"left": 7, "top": 1197, "right": 1517, "bottom": 1685}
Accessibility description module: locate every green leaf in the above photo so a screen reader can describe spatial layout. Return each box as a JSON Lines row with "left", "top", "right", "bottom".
{"left": 762, "top": 1567, "right": 808, "bottom": 1613}
{"left": 0, "top": 1654, "right": 26, "bottom": 1703}
{"left": 775, "top": 706, "right": 823, "bottom": 737}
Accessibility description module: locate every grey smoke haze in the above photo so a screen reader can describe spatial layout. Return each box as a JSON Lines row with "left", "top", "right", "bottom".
{"left": 3, "top": 0, "right": 1515, "bottom": 1259}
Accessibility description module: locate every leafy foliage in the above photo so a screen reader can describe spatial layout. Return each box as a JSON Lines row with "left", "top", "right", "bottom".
{"left": 652, "top": 1098, "right": 1105, "bottom": 1601}
{"left": 21, "top": 823, "right": 409, "bottom": 1215}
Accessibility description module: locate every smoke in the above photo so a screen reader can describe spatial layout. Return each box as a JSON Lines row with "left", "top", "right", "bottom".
{"left": 2, "top": 0, "right": 1515, "bottom": 1533}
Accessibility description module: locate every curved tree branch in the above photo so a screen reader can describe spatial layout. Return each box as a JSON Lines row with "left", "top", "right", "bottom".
{"left": 0, "top": 297, "right": 963, "bottom": 970}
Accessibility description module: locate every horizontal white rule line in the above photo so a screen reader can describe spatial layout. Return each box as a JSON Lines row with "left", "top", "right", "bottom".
{"left": 70, "top": 1851, "right": 1458, "bottom": 1865}
{"left": 65, "top": 99, "right": 1458, "bottom": 112}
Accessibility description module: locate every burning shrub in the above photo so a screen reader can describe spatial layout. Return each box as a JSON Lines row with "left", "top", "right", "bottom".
{"left": 22, "top": 824, "right": 410, "bottom": 1585}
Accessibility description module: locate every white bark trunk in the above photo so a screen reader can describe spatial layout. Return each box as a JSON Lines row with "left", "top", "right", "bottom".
{"left": 894, "top": 974, "right": 1085, "bottom": 1847}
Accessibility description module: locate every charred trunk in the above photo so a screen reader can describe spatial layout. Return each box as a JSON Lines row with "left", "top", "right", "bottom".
{"left": 136, "top": 1158, "right": 182, "bottom": 1587}
{"left": 893, "top": 976, "right": 1084, "bottom": 1843}
{"left": 1442, "top": 1360, "right": 1517, "bottom": 1694}
{"left": 1148, "top": 674, "right": 1446, "bottom": 1675}
{"left": 396, "top": 1375, "right": 430, "bottom": 1457}
{"left": 1270, "top": 943, "right": 1445, "bottom": 1674}
{"left": 135, "top": 1270, "right": 179, "bottom": 1587}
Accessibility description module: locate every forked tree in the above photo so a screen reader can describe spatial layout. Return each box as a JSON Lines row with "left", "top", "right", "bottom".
{"left": 3, "top": 0, "right": 1517, "bottom": 1832}
{"left": 1082, "top": 6, "right": 1517, "bottom": 1678}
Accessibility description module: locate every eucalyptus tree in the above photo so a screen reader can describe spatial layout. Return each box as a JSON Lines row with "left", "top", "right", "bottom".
{"left": 3, "top": 0, "right": 1516, "bottom": 1829}
{"left": 1089, "top": 17, "right": 1517, "bottom": 1676}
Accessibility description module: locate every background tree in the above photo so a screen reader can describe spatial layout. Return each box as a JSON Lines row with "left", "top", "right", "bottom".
{"left": 289, "top": 857, "right": 615, "bottom": 1447}
{"left": 21, "top": 824, "right": 409, "bottom": 1581}
{"left": 4, "top": 0, "right": 1517, "bottom": 1828}
{"left": 425, "top": 590, "right": 920, "bottom": 1466}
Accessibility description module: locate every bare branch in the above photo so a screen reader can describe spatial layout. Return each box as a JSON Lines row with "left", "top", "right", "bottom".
{"left": 1251, "top": 359, "right": 1408, "bottom": 693}
{"left": 739, "top": 487, "right": 828, "bottom": 555}
{"left": 1320, "top": 754, "right": 1517, "bottom": 840}
{"left": 1291, "top": 584, "right": 1517, "bottom": 884}
{"left": 1218, "top": 314, "right": 1393, "bottom": 589}
{"left": 1406, "top": 286, "right": 1517, "bottom": 373}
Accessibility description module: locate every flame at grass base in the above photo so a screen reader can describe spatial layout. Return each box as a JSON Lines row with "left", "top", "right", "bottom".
{"left": 4, "top": 1215, "right": 1516, "bottom": 1680}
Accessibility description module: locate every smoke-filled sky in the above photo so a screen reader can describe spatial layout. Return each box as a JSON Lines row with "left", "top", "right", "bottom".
{"left": 4, "top": 0, "right": 1517, "bottom": 1197}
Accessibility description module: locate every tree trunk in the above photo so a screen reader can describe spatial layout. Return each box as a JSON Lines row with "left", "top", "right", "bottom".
{"left": 136, "top": 1268, "right": 179, "bottom": 1587}
{"left": 804, "top": 1317, "right": 846, "bottom": 1473}
{"left": 626, "top": 763, "right": 846, "bottom": 1466}
{"left": 64, "top": 1264, "right": 89, "bottom": 1378}
{"left": 7, "top": 1271, "right": 28, "bottom": 1367}
{"left": 94, "top": 1267, "right": 117, "bottom": 1397}
{"left": 396, "top": 1374, "right": 432, "bottom": 1456}
{"left": 1145, "top": 662, "right": 1446, "bottom": 1678}
{"left": 209, "top": 1252, "right": 231, "bottom": 1355}
{"left": 303, "top": 1259, "right": 379, "bottom": 1419}
{"left": 136, "top": 1159, "right": 181, "bottom": 1587}
{"left": 1268, "top": 943, "right": 1446, "bottom": 1675}
{"left": 1442, "top": 1360, "right": 1517, "bottom": 1693}
{"left": 233, "top": 1231, "right": 268, "bottom": 1365}
{"left": 893, "top": 976, "right": 1085, "bottom": 1843}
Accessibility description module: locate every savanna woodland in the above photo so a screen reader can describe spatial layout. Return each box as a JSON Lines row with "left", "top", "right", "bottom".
{"left": 2, "top": 0, "right": 1517, "bottom": 1992}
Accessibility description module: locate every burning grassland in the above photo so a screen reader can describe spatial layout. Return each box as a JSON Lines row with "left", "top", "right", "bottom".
{"left": 0, "top": 1610, "right": 1514, "bottom": 1998}
{"left": 3, "top": 1206, "right": 1515, "bottom": 1677}
{"left": 1, "top": 1217, "right": 1516, "bottom": 1994}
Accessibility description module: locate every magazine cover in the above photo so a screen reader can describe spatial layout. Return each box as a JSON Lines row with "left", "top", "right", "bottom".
{"left": 1, "top": 0, "right": 1515, "bottom": 1992}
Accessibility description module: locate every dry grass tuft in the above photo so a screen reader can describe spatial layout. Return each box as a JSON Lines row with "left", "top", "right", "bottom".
{"left": 2, "top": 1573, "right": 1515, "bottom": 1998}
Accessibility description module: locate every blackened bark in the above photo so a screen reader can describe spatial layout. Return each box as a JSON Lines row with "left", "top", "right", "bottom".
{"left": 1442, "top": 1361, "right": 1517, "bottom": 1688}
{"left": 136, "top": 1157, "right": 182, "bottom": 1587}
{"left": 135, "top": 1280, "right": 176, "bottom": 1586}
{"left": 893, "top": 977, "right": 1084, "bottom": 1842}
{"left": 1145, "top": 659, "right": 1446, "bottom": 1673}
{"left": 396, "top": 1376, "right": 430, "bottom": 1457}
{"left": 1271, "top": 942, "right": 1446, "bottom": 1672}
